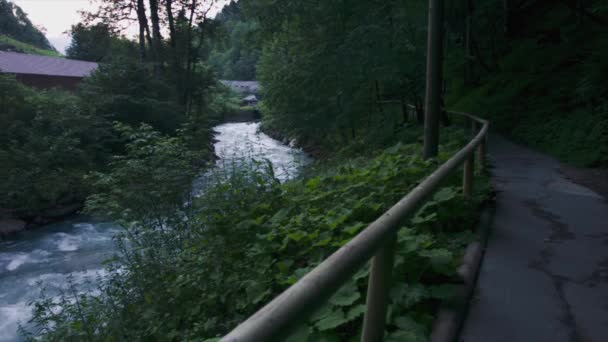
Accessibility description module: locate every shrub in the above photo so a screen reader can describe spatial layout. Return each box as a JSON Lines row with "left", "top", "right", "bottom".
{"left": 28, "top": 131, "right": 489, "bottom": 341}
{"left": 0, "top": 75, "right": 111, "bottom": 216}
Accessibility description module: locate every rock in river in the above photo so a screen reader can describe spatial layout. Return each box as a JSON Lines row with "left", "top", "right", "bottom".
{"left": 0, "top": 219, "right": 27, "bottom": 238}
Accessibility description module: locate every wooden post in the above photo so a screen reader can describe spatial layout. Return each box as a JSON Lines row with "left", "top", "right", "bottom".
{"left": 361, "top": 235, "right": 396, "bottom": 342}
{"left": 463, "top": 156, "right": 474, "bottom": 198}
{"left": 478, "top": 136, "right": 486, "bottom": 170}
{"left": 423, "top": 0, "right": 445, "bottom": 159}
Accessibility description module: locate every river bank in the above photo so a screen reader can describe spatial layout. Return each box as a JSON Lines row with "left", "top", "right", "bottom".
{"left": 0, "top": 117, "right": 253, "bottom": 241}
{"left": 260, "top": 125, "right": 329, "bottom": 160}
{"left": 0, "top": 203, "right": 83, "bottom": 240}
{"left": 0, "top": 121, "right": 310, "bottom": 341}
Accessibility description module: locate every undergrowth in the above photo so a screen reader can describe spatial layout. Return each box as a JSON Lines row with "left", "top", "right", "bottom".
{"left": 26, "top": 126, "right": 490, "bottom": 341}
{"left": 446, "top": 5, "right": 608, "bottom": 167}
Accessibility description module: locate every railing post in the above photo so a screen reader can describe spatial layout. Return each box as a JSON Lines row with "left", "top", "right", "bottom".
{"left": 478, "top": 136, "right": 486, "bottom": 171}
{"left": 462, "top": 119, "right": 477, "bottom": 198}
{"left": 463, "top": 155, "right": 474, "bottom": 198}
{"left": 361, "top": 234, "right": 396, "bottom": 342}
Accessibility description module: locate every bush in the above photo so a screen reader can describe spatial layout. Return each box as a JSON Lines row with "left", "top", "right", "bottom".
{"left": 0, "top": 75, "right": 111, "bottom": 216}
{"left": 79, "top": 60, "right": 184, "bottom": 134}
{"left": 28, "top": 130, "right": 489, "bottom": 341}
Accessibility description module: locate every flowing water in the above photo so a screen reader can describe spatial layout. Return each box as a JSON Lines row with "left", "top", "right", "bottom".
{"left": 0, "top": 122, "right": 309, "bottom": 341}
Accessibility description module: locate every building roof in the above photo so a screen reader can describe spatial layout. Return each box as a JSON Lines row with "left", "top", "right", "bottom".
{"left": 243, "top": 95, "right": 258, "bottom": 101}
{"left": 0, "top": 51, "right": 98, "bottom": 78}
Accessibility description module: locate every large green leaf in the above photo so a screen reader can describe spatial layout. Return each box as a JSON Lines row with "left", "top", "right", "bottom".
{"left": 286, "top": 324, "right": 312, "bottom": 342}
{"left": 433, "top": 187, "right": 458, "bottom": 202}
{"left": 315, "top": 309, "right": 347, "bottom": 331}
{"left": 392, "top": 316, "right": 427, "bottom": 335}
{"left": 329, "top": 281, "right": 360, "bottom": 307}
{"left": 345, "top": 304, "right": 366, "bottom": 322}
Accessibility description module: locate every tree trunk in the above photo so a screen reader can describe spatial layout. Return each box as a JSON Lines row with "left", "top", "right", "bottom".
{"left": 182, "top": 0, "right": 198, "bottom": 108}
{"left": 423, "top": 0, "right": 444, "bottom": 159}
{"left": 148, "top": 0, "right": 163, "bottom": 76}
{"left": 165, "top": 0, "right": 176, "bottom": 48}
{"left": 185, "top": 0, "right": 198, "bottom": 73}
{"left": 465, "top": 0, "right": 474, "bottom": 84}
{"left": 504, "top": 0, "right": 510, "bottom": 37}
{"left": 145, "top": 24, "right": 153, "bottom": 55}
{"left": 136, "top": 0, "right": 149, "bottom": 62}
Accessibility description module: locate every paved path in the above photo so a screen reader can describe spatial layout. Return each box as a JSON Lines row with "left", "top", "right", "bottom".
{"left": 461, "top": 136, "right": 608, "bottom": 342}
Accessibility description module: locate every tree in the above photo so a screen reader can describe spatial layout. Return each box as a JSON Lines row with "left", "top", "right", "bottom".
{"left": 66, "top": 23, "right": 137, "bottom": 62}
{"left": 208, "top": 1, "right": 262, "bottom": 80}
{"left": 79, "top": 60, "right": 183, "bottom": 133}
{"left": 0, "top": 75, "right": 111, "bottom": 216}
{"left": 80, "top": 0, "right": 220, "bottom": 114}
{"left": 423, "top": 0, "right": 444, "bottom": 159}
{"left": 251, "top": 0, "right": 431, "bottom": 147}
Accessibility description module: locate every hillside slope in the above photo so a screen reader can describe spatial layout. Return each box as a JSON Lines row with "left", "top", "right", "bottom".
{"left": 0, "top": 34, "right": 61, "bottom": 57}
{"left": 0, "top": 0, "right": 59, "bottom": 56}
{"left": 446, "top": 1, "right": 607, "bottom": 167}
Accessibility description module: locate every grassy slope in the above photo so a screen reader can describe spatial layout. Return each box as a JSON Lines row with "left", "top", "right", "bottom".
{"left": 0, "top": 34, "right": 62, "bottom": 57}
{"left": 446, "top": 5, "right": 608, "bottom": 167}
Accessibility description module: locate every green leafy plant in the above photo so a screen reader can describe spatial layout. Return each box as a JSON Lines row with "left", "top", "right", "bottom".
{"left": 28, "top": 133, "right": 489, "bottom": 341}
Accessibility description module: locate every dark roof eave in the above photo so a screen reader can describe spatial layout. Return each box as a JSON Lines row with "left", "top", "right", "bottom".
{"left": 0, "top": 71, "right": 88, "bottom": 78}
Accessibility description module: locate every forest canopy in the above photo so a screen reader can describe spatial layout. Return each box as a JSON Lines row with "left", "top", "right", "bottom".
{"left": 211, "top": 0, "right": 608, "bottom": 167}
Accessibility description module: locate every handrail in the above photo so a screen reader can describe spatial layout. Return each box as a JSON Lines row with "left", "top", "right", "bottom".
{"left": 222, "top": 111, "right": 489, "bottom": 342}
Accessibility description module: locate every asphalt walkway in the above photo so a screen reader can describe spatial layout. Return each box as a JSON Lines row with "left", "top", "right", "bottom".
{"left": 461, "top": 136, "right": 608, "bottom": 342}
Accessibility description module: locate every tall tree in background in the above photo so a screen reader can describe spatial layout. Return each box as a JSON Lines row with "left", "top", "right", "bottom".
{"left": 83, "top": 0, "right": 219, "bottom": 112}
{"left": 148, "top": 0, "right": 163, "bottom": 74}
{"left": 66, "top": 23, "right": 138, "bottom": 62}
{"left": 423, "top": 0, "right": 444, "bottom": 159}
{"left": 252, "top": 0, "right": 430, "bottom": 147}
{"left": 208, "top": 1, "right": 262, "bottom": 80}
{"left": 136, "top": 0, "right": 151, "bottom": 61}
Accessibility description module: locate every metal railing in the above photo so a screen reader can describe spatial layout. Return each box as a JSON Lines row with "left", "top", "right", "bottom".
{"left": 222, "top": 110, "right": 489, "bottom": 342}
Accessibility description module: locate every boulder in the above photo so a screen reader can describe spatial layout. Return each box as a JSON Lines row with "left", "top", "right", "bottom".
{"left": 0, "top": 219, "right": 27, "bottom": 238}
{"left": 42, "top": 203, "right": 82, "bottom": 219}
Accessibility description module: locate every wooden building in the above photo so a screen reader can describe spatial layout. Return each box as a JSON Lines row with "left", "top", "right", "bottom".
{"left": 0, "top": 51, "right": 98, "bottom": 90}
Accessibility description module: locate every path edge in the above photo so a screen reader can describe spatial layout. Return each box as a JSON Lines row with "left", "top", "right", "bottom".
{"left": 429, "top": 202, "right": 495, "bottom": 342}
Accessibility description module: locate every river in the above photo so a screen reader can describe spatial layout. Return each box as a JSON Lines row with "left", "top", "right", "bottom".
{"left": 0, "top": 122, "right": 310, "bottom": 341}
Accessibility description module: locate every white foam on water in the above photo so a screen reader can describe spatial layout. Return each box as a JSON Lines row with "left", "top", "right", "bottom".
{"left": 26, "top": 268, "right": 107, "bottom": 288}
{"left": 212, "top": 122, "right": 311, "bottom": 182}
{"left": 6, "top": 254, "right": 30, "bottom": 272}
{"left": 74, "top": 223, "right": 96, "bottom": 233}
{"left": 3, "top": 250, "right": 51, "bottom": 272}
{"left": 54, "top": 233, "right": 81, "bottom": 252}
{"left": 0, "top": 302, "right": 31, "bottom": 342}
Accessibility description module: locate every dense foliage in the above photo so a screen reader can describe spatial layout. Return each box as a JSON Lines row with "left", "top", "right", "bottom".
{"left": 252, "top": 0, "right": 428, "bottom": 148}
{"left": 0, "top": 0, "right": 54, "bottom": 51}
{"left": 446, "top": 0, "right": 608, "bottom": 167}
{"left": 208, "top": 1, "right": 262, "bottom": 80}
{"left": 79, "top": 61, "right": 185, "bottom": 134}
{"left": 0, "top": 76, "right": 111, "bottom": 218}
{"left": 0, "top": 60, "right": 217, "bottom": 220}
{"left": 209, "top": 0, "right": 607, "bottom": 166}
{"left": 10, "top": 0, "right": 604, "bottom": 340}
{"left": 1, "top": 0, "right": 226, "bottom": 221}
{"left": 27, "top": 127, "right": 489, "bottom": 341}
{"left": 66, "top": 23, "right": 139, "bottom": 62}
{"left": 0, "top": 1, "right": 499, "bottom": 341}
